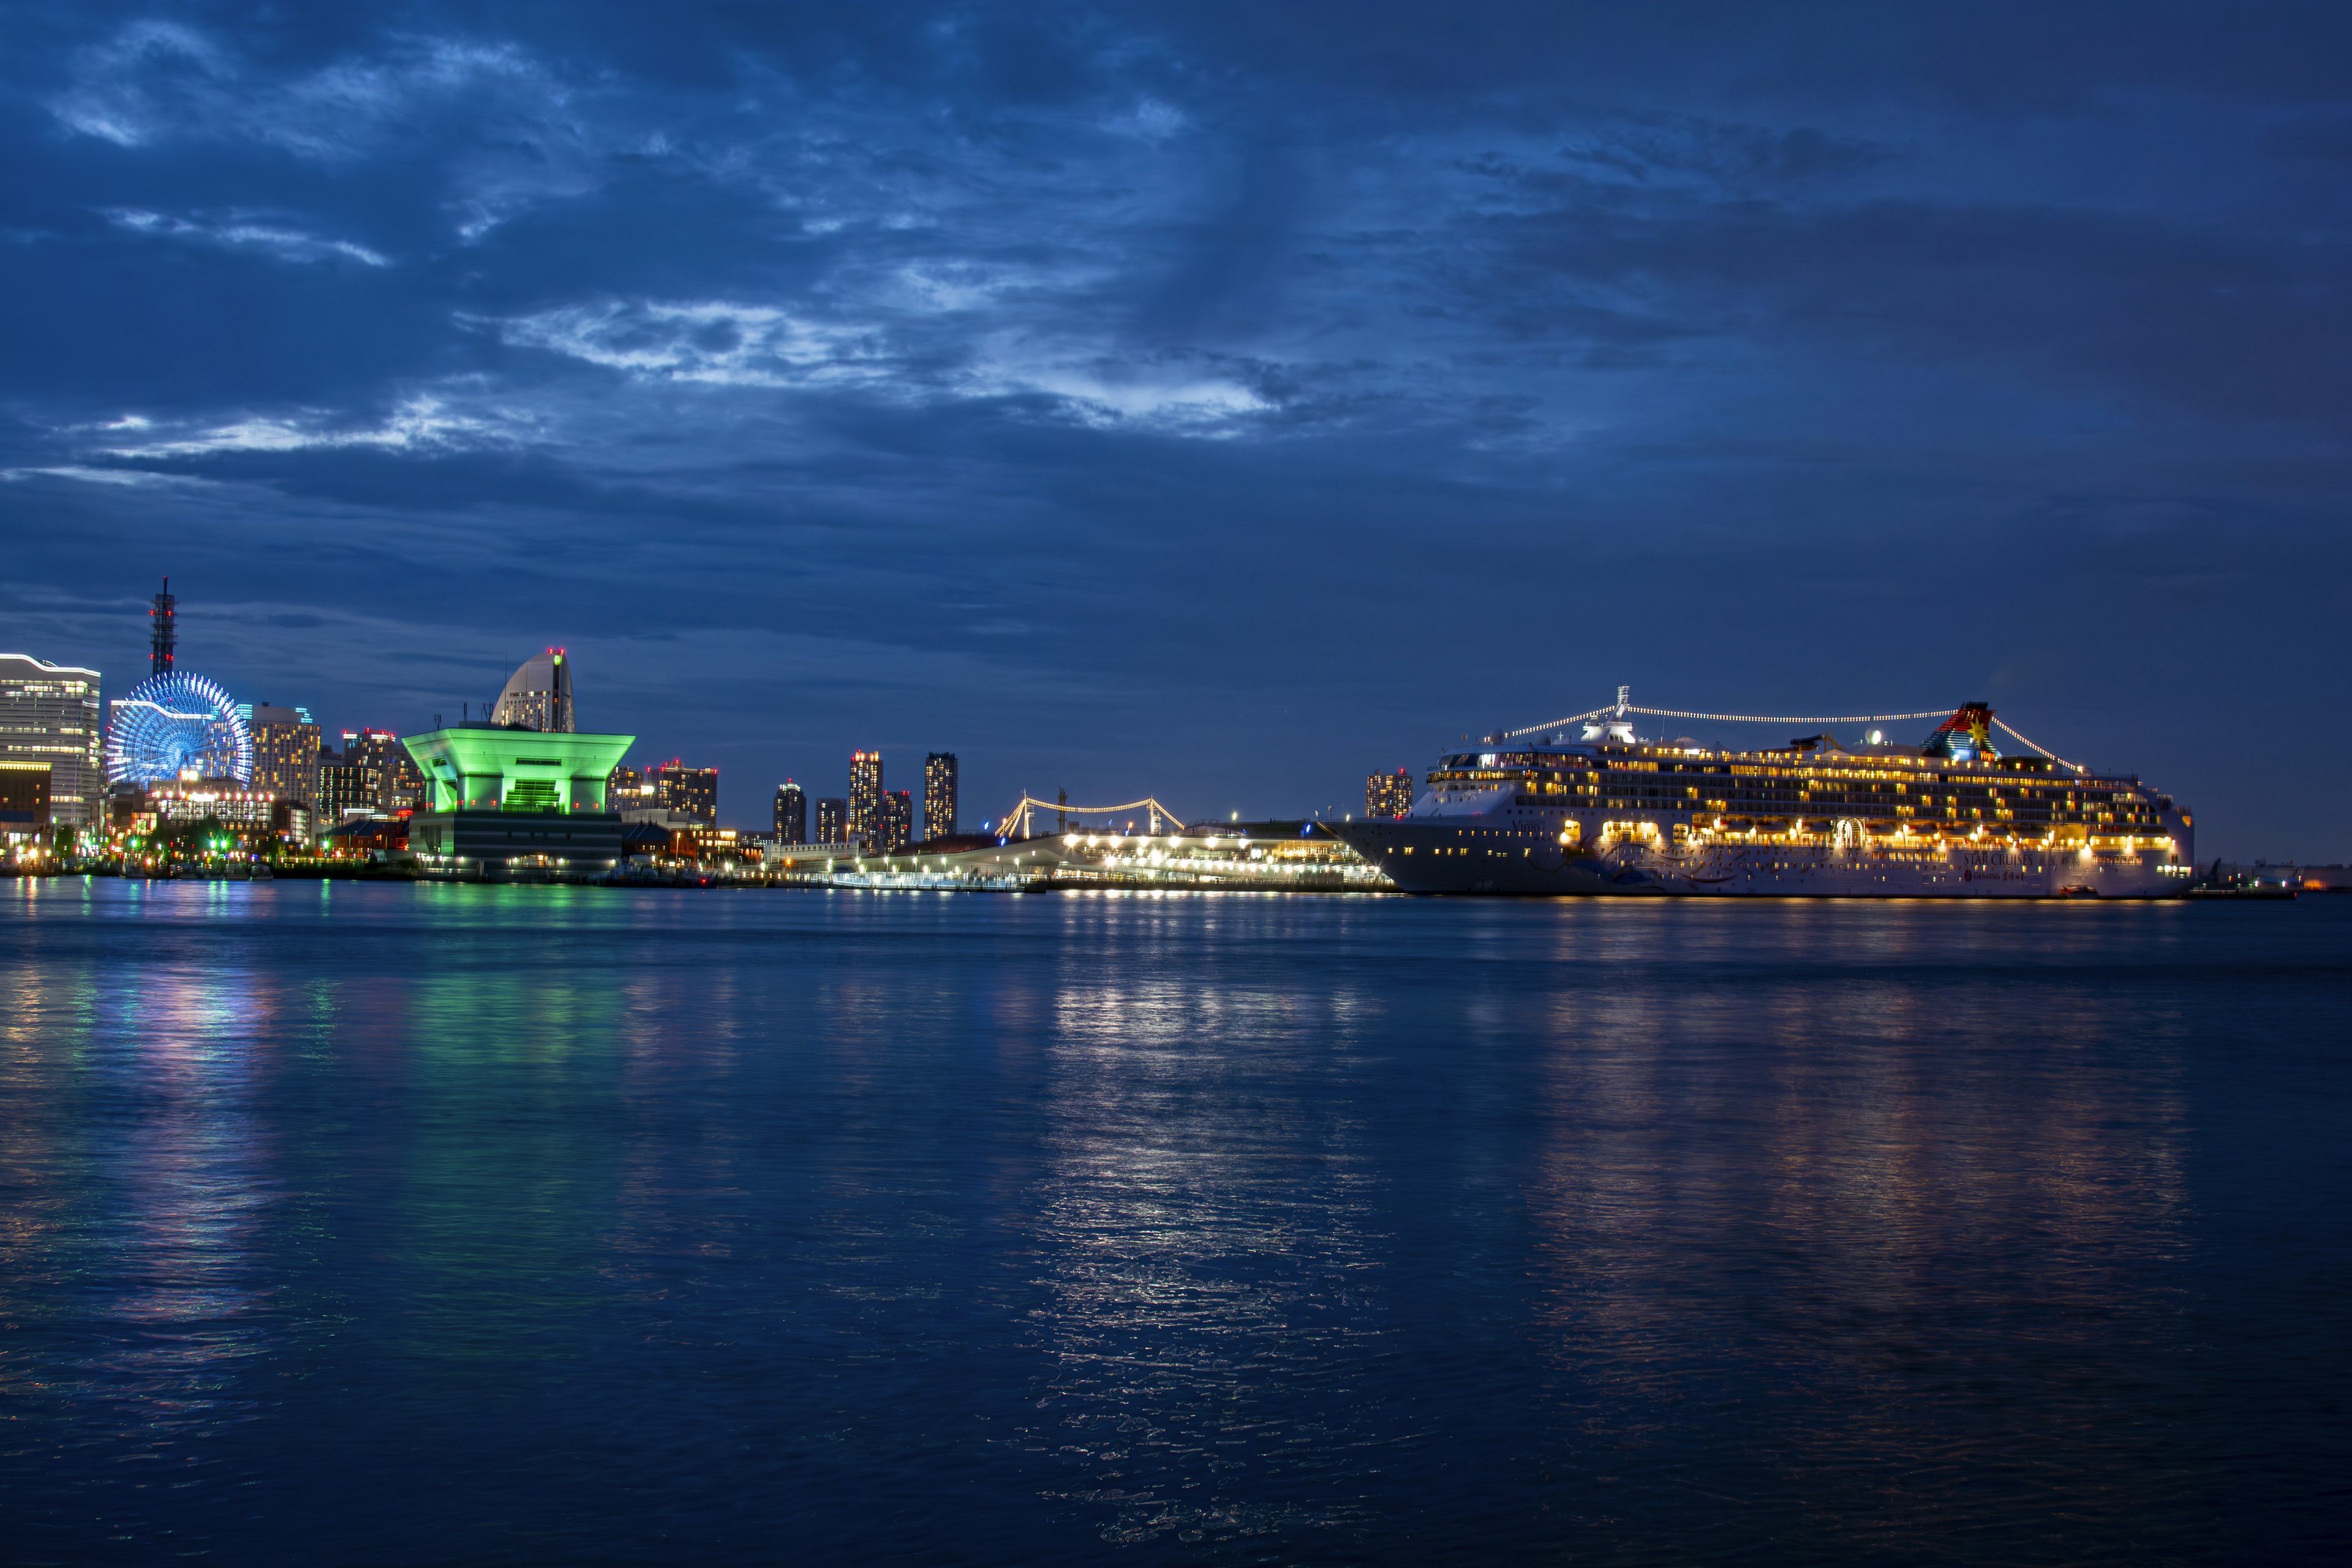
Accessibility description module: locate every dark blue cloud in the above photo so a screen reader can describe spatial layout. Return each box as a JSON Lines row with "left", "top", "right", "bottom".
{"left": 1, "top": 2, "right": 2346, "bottom": 853}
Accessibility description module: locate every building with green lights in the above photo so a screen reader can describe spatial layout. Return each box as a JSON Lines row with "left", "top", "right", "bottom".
{"left": 399, "top": 723, "right": 635, "bottom": 878}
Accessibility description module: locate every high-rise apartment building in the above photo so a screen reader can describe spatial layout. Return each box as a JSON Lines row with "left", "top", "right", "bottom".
{"left": 649, "top": 761, "right": 718, "bottom": 826}
{"left": 922, "top": 752, "right": 958, "bottom": 842}
{"left": 878, "top": 790, "right": 913, "bottom": 854}
{"left": 607, "top": 764, "right": 657, "bottom": 813}
{"left": 343, "top": 729, "right": 426, "bottom": 813}
{"left": 0, "top": 654, "right": 103, "bottom": 827}
{"left": 249, "top": 705, "right": 322, "bottom": 809}
{"left": 1365, "top": 769, "right": 1415, "bottom": 820}
{"left": 774, "top": 781, "right": 806, "bottom": 845}
{"left": 317, "top": 746, "right": 383, "bottom": 823}
{"left": 848, "top": 750, "right": 883, "bottom": 842}
{"left": 815, "top": 797, "right": 848, "bottom": 845}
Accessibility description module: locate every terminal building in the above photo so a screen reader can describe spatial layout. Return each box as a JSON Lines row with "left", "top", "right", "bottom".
{"left": 400, "top": 723, "right": 633, "bottom": 878}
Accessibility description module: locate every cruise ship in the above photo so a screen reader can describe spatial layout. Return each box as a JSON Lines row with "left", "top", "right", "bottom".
{"left": 1336, "top": 692, "right": 2195, "bottom": 898}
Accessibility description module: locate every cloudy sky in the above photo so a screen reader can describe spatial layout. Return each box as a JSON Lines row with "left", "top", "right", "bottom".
{"left": 2, "top": 3, "right": 2347, "bottom": 853}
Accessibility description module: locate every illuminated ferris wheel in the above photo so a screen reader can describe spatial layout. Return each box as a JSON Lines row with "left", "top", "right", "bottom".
{"left": 105, "top": 670, "right": 251, "bottom": 785}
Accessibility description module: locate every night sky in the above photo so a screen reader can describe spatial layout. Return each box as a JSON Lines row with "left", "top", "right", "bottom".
{"left": 3, "top": 4, "right": 2347, "bottom": 855}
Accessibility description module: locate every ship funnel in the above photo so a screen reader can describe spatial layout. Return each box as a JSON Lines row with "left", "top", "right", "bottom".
{"left": 1923, "top": 702, "right": 1998, "bottom": 763}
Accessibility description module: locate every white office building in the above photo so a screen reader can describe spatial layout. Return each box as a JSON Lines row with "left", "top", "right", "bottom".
{"left": 0, "top": 654, "right": 103, "bottom": 827}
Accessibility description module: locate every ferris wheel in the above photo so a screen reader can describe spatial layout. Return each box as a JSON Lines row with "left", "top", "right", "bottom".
{"left": 105, "top": 671, "right": 252, "bottom": 785}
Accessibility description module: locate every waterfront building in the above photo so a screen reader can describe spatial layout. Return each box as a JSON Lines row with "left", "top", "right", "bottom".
{"left": 923, "top": 752, "right": 958, "bottom": 842}
{"left": 685, "top": 825, "right": 760, "bottom": 868}
{"left": 344, "top": 728, "right": 426, "bottom": 812}
{"left": 250, "top": 705, "right": 322, "bottom": 810}
{"left": 489, "top": 648, "right": 576, "bottom": 733}
{"left": 816, "top": 797, "right": 848, "bottom": 845}
{"left": 650, "top": 761, "right": 718, "bottom": 826}
{"left": 116, "top": 777, "right": 284, "bottom": 846}
{"left": 879, "top": 789, "right": 913, "bottom": 854}
{"left": 0, "top": 762, "right": 50, "bottom": 844}
{"left": 0, "top": 653, "right": 103, "bottom": 827}
{"left": 850, "top": 750, "right": 883, "bottom": 842}
{"left": 399, "top": 723, "right": 634, "bottom": 878}
{"left": 1365, "top": 769, "right": 1414, "bottom": 820}
{"left": 321, "top": 816, "right": 404, "bottom": 858}
{"left": 774, "top": 780, "right": 807, "bottom": 844}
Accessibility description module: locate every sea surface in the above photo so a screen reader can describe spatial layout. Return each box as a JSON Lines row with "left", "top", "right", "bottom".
{"left": 1, "top": 880, "right": 2346, "bottom": 1565}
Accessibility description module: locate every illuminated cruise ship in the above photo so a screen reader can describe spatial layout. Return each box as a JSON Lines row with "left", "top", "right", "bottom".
{"left": 1335, "top": 691, "right": 2194, "bottom": 898}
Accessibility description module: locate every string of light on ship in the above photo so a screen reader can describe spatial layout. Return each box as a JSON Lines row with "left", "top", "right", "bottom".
{"left": 1499, "top": 705, "right": 2086, "bottom": 775}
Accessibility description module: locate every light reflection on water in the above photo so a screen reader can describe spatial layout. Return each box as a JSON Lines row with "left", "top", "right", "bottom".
{"left": 0, "top": 880, "right": 2343, "bottom": 1564}
{"left": 1030, "top": 925, "right": 1389, "bottom": 1547}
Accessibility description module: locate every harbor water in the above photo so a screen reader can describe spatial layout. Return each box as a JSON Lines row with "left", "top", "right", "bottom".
{"left": 2, "top": 880, "right": 2346, "bottom": 1563}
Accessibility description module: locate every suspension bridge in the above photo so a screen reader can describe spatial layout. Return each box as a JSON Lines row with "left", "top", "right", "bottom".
{"left": 993, "top": 793, "right": 1192, "bottom": 840}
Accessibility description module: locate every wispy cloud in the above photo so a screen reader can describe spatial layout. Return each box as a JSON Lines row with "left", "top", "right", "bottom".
{"left": 491, "top": 301, "right": 889, "bottom": 388}
{"left": 105, "top": 208, "right": 391, "bottom": 267}
{"left": 93, "top": 395, "right": 534, "bottom": 458}
{"left": 0, "top": 464, "right": 214, "bottom": 488}
{"left": 50, "top": 23, "right": 559, "bottom": 162}
{"left": 489, "top": 295, "right": 1279, "bottom": 431}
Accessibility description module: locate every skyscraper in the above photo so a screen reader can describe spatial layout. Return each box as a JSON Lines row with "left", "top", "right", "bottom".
{"left": 0, "top": 654, "right": 103, "bottom": 827}
{"left": 774, "top": 781, "right": 806, "bottom": 844}
{"left": 490, "top": 649, "right": 575, "bottom": 732}
{"left": 815, "top": 797, "right": 848, "bottom": 845}
{"left": 1365, "top": 769, "right": 1415, "bottom": 820}
{"left": 649, "top": 760, "right": 718, "bottom": 826}
{"left": 879, "top": 790, "right": 913, "bottom": 854}
{"left": 849, "top": 750, "right": 883, "bottom": 842}
{"left": 922, "top": 752, "right": 958, "bottom": 842}
{"left": 249, "top": 705, "right": 322, "bottom": 810}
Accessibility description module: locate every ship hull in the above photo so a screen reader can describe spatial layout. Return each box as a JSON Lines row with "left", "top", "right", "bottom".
{"left": 1340, "top": 819, "right": 2189, "bottom": 899}
{"left": 1336, "top": 819, "right": 1661, "bottom": 895}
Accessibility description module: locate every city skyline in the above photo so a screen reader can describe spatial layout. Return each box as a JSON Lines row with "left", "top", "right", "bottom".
{"left": 2, "top": 9, "right": 2348, "bottom": 858}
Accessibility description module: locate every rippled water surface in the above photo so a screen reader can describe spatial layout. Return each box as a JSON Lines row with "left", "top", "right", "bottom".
{"left": 2, "top": 880, "right": 2346, "bottom": 1564}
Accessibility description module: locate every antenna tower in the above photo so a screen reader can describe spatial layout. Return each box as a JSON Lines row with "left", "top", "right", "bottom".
{"left": 149, "top": 578, "right": 177, "bottom": 676}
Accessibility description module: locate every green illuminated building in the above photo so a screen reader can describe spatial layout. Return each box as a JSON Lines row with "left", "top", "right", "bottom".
{"left": 399, "top": 723, "right": 635, "bottom": 878}
{"left": 402, "top": 725, "right": 632, "bottom": 813}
